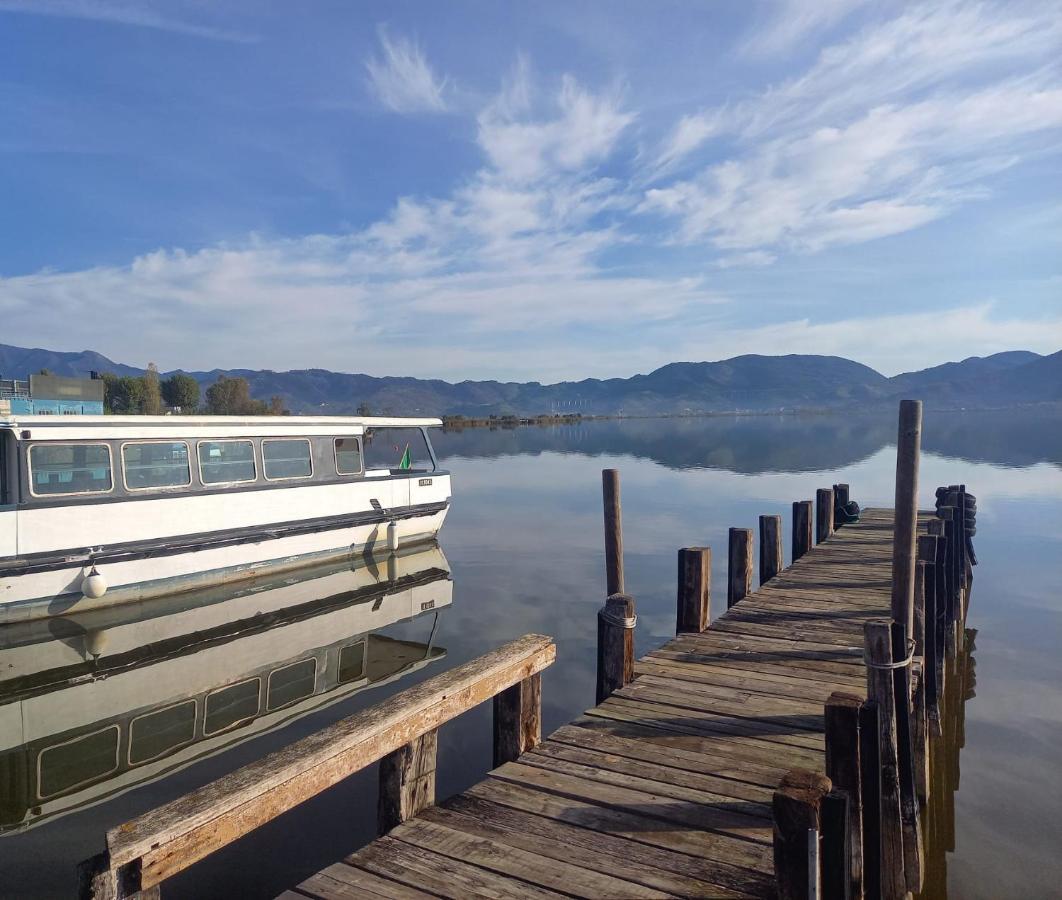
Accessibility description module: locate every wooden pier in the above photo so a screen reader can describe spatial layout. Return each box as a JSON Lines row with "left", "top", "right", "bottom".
{"left": 79, "top": 407, "right": 977, "bottom": 899}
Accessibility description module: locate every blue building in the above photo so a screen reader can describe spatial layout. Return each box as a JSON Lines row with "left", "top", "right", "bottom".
{"left": 0, "top": 373, "right": 106, "bottom": 415}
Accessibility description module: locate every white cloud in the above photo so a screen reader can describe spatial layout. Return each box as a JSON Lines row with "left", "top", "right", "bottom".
{"left": 365, "top": 28, "right": 449, "bottom": 113}
{"left": 742, "top": 0, "right": 868, "bottom": 57}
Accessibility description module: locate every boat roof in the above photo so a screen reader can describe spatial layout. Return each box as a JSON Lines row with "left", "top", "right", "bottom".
{"left": 0, "top": 414, "right": 442, "bottom": 441}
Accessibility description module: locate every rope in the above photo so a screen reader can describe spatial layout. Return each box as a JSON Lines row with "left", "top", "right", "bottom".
{"left": 864, "top": 638, "right": 915, "bottom": 670}
{"left": 599, "top": 607, "right": 638, "bottom": 629}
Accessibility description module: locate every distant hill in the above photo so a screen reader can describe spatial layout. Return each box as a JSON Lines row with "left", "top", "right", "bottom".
{"left": 1, "top": 342, "right": 1057, "bottom": 416}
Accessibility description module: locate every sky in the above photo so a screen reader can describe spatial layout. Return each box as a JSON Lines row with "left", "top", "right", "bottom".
{"left": 1, "top": 0, "right": 1060, "bottom": 381}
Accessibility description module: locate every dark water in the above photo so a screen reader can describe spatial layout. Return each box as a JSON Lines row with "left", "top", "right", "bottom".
{"left": 1, "top": 410, "right": 1059, "bottom": 899}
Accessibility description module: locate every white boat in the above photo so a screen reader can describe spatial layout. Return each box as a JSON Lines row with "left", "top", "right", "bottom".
{"left": 0, "top": 542, "right": 452, "bottom": 833}
{"left": 0, "top": 415, "right": 451, "bottom": 622}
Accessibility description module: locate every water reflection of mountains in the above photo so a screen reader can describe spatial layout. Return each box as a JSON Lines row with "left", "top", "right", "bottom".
{"left": 434, "top": 410, "right": 1062, "bottom": 473}
{"left": 0, "top": 544, "right": 452, "bottom": 834}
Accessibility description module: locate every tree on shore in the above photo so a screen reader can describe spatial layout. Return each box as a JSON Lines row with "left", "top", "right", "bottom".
{"left": 162, "top": 373, "right": 200, "bottom": 412}
{"left": 141, "top": 363, "right": 163, "bottom": 415}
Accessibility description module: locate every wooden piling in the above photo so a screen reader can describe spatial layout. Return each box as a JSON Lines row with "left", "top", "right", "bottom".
{"left": 378, "top": 729, "right": 438, "bottom": 835}
{"left": 859, "top": 701, "right": 882, "bottom": 900}
{"left": 793, "top": 500, "right": 813, "bottom": 562}
{"left": 773, "top": 769, "right": 832, "bottom": 900}
{"left": 890, "top": 399, "right": 922, "bottom": 640}
{"left": 676, "top": 546, "right": 711, "bottom": 634}
{"left": 864, "top": 619, "right": 905, "bottom": 900}
{"left": 759, "top": 515, "right": 783, "bottom": 585}
{"left": 816, "top": 488, "right": 835, "bottom": 544}
{"left": 833, "top": 483, "right": 851, "bottom": 527}
{"left": 825, "top": 692, "right": 864, "bottom": 898}
{"left": 602, "top": 469, "right": 624, "bottom": 596}
{"left": 918, "top": 536, "right": 941, "bottom": 733}
{"left": 728, "top": 528, "right": 753, "bottom": 608}
{"left": 891, "top": 620, "right": 924, "bottom": 894}
{"left": 597, "top": 592, "right": 635, "bottom": 703}
{"left": 492, "top": 673, "right": 542, "bottom": 767}
{"left": 821, "top": 791, "right": 852, "bottom": 900}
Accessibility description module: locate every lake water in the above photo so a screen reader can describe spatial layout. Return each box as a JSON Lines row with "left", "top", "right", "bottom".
{"left": 1, "top": 410, "right": 1059, "bottom": 899}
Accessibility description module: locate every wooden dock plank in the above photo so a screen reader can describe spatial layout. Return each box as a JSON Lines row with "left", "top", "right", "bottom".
{"left": 287, "top": 508, "right": 907, "bottom": 899}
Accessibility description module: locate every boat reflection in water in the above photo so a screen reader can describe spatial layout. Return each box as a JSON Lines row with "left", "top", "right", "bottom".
{"left": 0, "top": 542, "right": 452, "bottom": 835}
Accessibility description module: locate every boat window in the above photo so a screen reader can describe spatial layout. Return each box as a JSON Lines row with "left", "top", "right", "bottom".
{"left": 334, "top": 438, "right": 363, "bottom": 476}
{"left": 338, "top": 641, "right": 366, "bottom": 683}
{"left": 362, "top": 427, "right": 435, "bottom": 473}
{"left": 129, "top": 700, "right": 197, "bottom": 765}
{"left": 37, "top": 726, "right": 120, "bottom": 799}
{"left": 29, "top": 443, "right": 113, "bottom": 496}
{"left": 122, "top": 442, "right": 191, "bottom": 491}
{"left": 203, "top": 678, "right": 260, "bottom": 735}
{"left": 198, "top": 440, "right": 256, "bottom": 485}
{"left": 262, "top": 439, "right": 313, "bottom": 481}
{"left": 0, "top": 432, "right": 9, "bottom": 505}
{"left": 266, "top": 658, "right": 317, "bottom": 711}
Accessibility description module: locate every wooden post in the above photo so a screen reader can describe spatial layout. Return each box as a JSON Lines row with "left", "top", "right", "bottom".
{"left": 759, "top": 515, "right": 783, "bottom": 585}
{"left": 378, "top": 729, "right": 438, "bottom": 835}
{"left": 793, "top": 500, "right": 813, "bottom": 562}
{"left": 773, "top": 769, "right": 832, "bottom": 900}
{"left": 597, "top": 592, "right": 635, "bottom": 703}
{"left": 728, "top": 528, "right": 753, "bottom": 609}
{"left": 816, "top": 488, "right": 834, "bottom": 544}
{"left": 833, "top": 483, "right": 851, "bottom": 528}
{"left": 864, "top": 619, "right": 905, "bottom": 900}
{"left": 602, "top": 469, "right": 624, "bottom": 596}
{"left": 918, "top": 536, "right": 941, "bottom": 734}
{"left": 891, "top": 621, "right": 923, "bottom": 894}
{"left": 858, "top": 701, "right": 882, "bottom": 900}
{"left": 492, "top": 673, "right": 542, "bottom": 767}
{"left": 890, "top": 399, "right": 922, "bottom": 640}
{"left": 821, "top": 791, "right": 852, "bottom": 900}
{"left": 676, "top": 546, "right": 711, "bottom": 634}
{"left": 825, "top": 692, "right": 864, "bottom": 898}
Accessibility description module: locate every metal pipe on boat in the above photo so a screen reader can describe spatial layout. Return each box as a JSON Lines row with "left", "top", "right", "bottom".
{"left": 387, "top": 520, "right": 400, "bottom": 552}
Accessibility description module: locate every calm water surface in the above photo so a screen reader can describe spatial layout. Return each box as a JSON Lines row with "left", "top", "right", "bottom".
{"left": 1, "top": 411, "right": 1059, "bottom": 899}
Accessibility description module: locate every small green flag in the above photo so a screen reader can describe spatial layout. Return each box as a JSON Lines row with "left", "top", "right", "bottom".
{"left": 399, "top": 444, "right": 411, "bottom": 470}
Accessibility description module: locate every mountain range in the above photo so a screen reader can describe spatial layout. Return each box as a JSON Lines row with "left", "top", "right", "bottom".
{"left": 1, "top": 342, "right": 1058, "bottom": 416}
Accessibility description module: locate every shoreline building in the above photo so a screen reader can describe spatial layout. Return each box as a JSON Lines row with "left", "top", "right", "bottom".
{"left": 0, "top": 373, "right": 105, "bottom": 416}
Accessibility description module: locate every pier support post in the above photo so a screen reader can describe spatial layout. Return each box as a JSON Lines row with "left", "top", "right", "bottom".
{"left": 493, "top": 673, "right": 542, "bottom": 767}
{"left": 602, "top": 469, "right": 624, "bottom": 597}
{"left": 793, "top": 500, "right": 813, "bottom": 562}
{"left": 890, "top": 399, "right": 922, "bottom": 639}
{"left": 858, "top": 701, "right": 882, "bottom": 900}
{"left": 891, "top": 621, "right": 924, "bottom": 894}
{"left": 833, "top": 483, "right": 851, "bottom": 527}
{"left": 773, "top": 769, "right": 832, "bottom": 900}
{"left": 378, "top": 729, "right": 438, "bottom": 835}
{"left": 864, "top": 619, "right": 905, "bottom": 900}
{"left": 597, "top": 592, "right": 635, "bottom": 703}
{"left": 759, "top": 515, "right": 783, "bottom": 585}
{"left": 727, "top": 528, "right": 753, "bottom": 609}
{"left": 825, "top": 692, "right": 864, "bottom": 898}
{"left": 816, "top": 488, "right": 834, "bottom": 544}
{"left": 676, "top": 547, "right": 711, "bottom": 634}
{"left": 918, "top": 535, "right": 942, "bottom": 733}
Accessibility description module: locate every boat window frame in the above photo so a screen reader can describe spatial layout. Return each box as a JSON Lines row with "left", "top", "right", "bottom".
{"left": 261, "top": 437, "right": 315, "bottom": 483}
{"left": 196, "top": 438, "right": 258, "bottom": 487}
{"left": 337, "top": 638, "right": 368, "bottom": 683}
{"left": 202, "top": 676, "right": 262, "bottom": 736}
{"left": 36, "top": 723, "right": 121, "bottom": 800}
{"left": 127, "top": 698, "right": 198, "bottom": 766}
{"left": 26, "top": 441, "right": 116, "bottom": 499}
{"left": 333, "top": 436, "right": 364, "bottom": 477}
{"left": 265, "top": 657, "right": 318, "bottom": 712}
{"left": 120, "top": 439, "right": 193, "bottom": 493}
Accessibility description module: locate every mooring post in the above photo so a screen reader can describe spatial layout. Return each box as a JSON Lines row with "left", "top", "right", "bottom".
{"left": 825, "top": 692, "right": 864, "bottom": 898}
{"left": 793, "top": 500, "right": 813, "bottom": 562}
{"left": 378, "top": 729, "right": 439, "bottom": 835}
{"left": 890, "top": 399, "right": 922, "bottom": 641}
{"left": 891, "top": 620, "right": 924, "bottom": 894}
{"left": 864, "top": 619, "right": 905, "bottom": 900}
{"left": 773, "top": 769, "right": 832, "bottom": 900}
{"left": 728, "top": 528, "right": 753, "bottom": 608}
{"left": 493, "top": 673, "right": 542, "bottom": 767}
{"left": 816, "top": 488, "right": 834, "bottom": 544}
{"left": 858, "top": 700, "right": 882, "bottom": 900}
{"left": 759, "top": 515, "right": 783, "bottom": 585}
{"left": 833, "top": 483, "right": 851, "bottom": 528}
{"left": 602, "top": 469, "right": 624, "bottom": 596}
{"left": 677, "top": 546, "right": 711, "bottom": 634}
{"left": 821, "top": 790, "right": 852, "bottom": 900}
{"left": 597, "top": 592, "right": 635, "bottom": 703}
{"left": 911, "top": 562, "right": 930, "bottom": 801}
{"left": 918, "top": 535, "right": 941, "bottom": 734}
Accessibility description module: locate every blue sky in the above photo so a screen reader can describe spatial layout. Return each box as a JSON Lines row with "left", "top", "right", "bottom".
{"left": 1, "top": 0, "right": 1060, "bottom": 380}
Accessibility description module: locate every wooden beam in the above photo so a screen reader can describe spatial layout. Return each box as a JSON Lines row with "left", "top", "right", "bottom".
{"left": 759, "top": 515, "right": 783, "bottom": 585}
{"left": 676, "top": 546, "right": 711, "bottom": 634}
{"left": 378, "top": 729, "right": 438, "bottom": 835}
{"left": 602, "top": 468, "right": 624, "bottom": 596}
{"left": 597, "top": 593, "right": 635, "bottom": 703}
{"left": 890, "top": 399, "right": 922, "bottom": 637}
{"left": 793, "top": 500, "right": 813, "bottom": 562}
{"left": 96, "top": 633, "right": 556, "bottom": 892}
{"left": 728, "top": 528, "right": 753, "bottom": 609}
{"left": 493, "top": 674, "right": 542, "bottom": 767}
